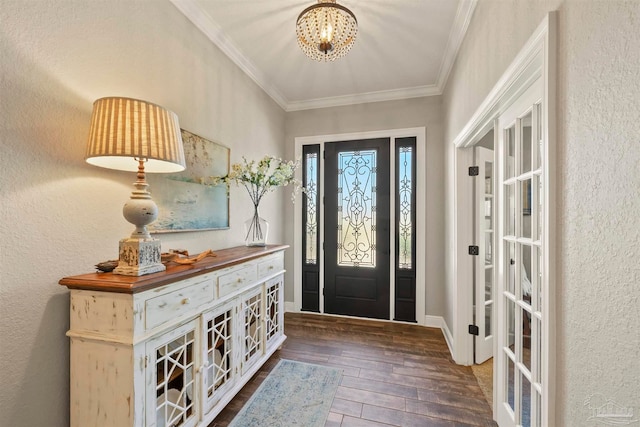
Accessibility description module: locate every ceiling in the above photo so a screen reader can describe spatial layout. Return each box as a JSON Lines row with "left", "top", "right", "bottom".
{"left": 170, "top": 0, "right": 477, "bottom": 111}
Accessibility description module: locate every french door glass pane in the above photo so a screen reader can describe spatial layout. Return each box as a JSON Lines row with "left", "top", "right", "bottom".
{"left": 521, "top": 373, "right": 532, "bottom": 427}
{"left": 485, "top": 301, "right": 492, "bottom": 337}
{"left": 507, "top": 241, "right": 516, "bottom": 295}
{"left": 537, "top": 249, "right": 543, "bottom": 312}
{"left": 304, "top": 151, "right": 318, "bottom": 264}
{"left": 535, "top": 317, "right": 542, "bottom": 384}
{"left": 522, "top": 244, "right": 532, "bottom": 302}
{"left": 536, "top": 103, "right": 543, "bottom": 170}
{"left": 398, "top": 146, "right": 413, "bottom": 269}
{"left": 337, "top": 150, "right": 377, "bottom": 268}
{"left": 506, "top": 126, "right": 516, "bottom": 179}
{"left": 521, "top": 306, "right": 532, "bottom": 372}
{"left": 522, "top": 179, "right": 532, "bottom": 236}
{"left": 521, "top": 111, "right": 533, "bottom": 174}
{"left": 537, "top": 175, "right": 544, "bottom": 242}
{"left": 507, "top": 184, "right": 516, "bottom": 236}
{"left": 507, "top": 354, "right": 516, "bottom": 412}
{"left": 507, "top": 297, "right": 516, "bottom": 349}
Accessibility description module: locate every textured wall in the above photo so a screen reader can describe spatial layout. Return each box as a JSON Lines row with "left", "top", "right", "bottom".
{"left": 443, "top": 0, "right": 640, "bottom": 424}
{"left": 284, "top": 97, "right": 446, "bottom": 317}
{"left": 0, "top": 1, "right": 285, "bottom": 425}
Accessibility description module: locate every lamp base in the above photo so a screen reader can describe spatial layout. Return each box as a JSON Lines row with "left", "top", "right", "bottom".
{"left": 113, "top": 236, "right": 166, "bottom": 276}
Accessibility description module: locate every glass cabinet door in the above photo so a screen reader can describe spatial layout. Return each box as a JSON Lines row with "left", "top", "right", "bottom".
{"left": 265, "top": 275, "right": 284, "bottom": 348}
{"left": 202, "top": 299, "right": 237, "bottom": 412}
{"left": 146, "top": 320, "right": 199, "bottom": 427}
{"left": 241, "top": 286, "right": 264, "bottom": 374}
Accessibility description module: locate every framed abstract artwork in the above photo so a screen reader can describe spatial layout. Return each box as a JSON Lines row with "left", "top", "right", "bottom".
{"left": 148, "top": 129, "right": 230, "bottom": 232}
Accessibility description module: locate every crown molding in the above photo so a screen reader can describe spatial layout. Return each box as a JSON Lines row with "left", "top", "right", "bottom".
{"left": 285, "top": 85, "right": 440, "bottom": 112}
{"left": 436, "top": 0, "right": 478, "bottom": 92}
{"left": 169, "top": 0, "right": 289, "bottom": 110}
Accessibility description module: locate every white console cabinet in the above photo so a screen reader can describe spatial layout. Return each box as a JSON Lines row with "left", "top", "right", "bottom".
{"left": 60, "top": 245, "right": 287, "bottom": 427}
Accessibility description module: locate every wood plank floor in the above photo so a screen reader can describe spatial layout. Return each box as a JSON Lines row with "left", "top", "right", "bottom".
{"left": 210, "top": 312, "right": 496, "bottom": 427}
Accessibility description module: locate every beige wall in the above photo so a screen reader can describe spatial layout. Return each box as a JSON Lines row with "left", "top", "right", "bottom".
{"left": 0, "top": 1, "right": 285, "bottom": 425}
{"left": 443, "top": 0, "right": 640, "bottom": 423}
{"left": 284, "top": 97, "right": 446, "bottom": 316}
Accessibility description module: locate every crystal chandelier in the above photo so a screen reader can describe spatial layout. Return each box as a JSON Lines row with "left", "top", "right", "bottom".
{"left": 296, "top": 0, "right": 358, "bottom": 62}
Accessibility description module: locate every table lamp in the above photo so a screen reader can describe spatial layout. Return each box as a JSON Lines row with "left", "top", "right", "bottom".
{"left": 85, "top": 97, "right": 186, "bottom": 276}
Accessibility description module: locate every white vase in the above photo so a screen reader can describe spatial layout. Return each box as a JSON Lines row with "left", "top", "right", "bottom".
{"left": 244, "top": 205, "right": 268, "bottom": 246}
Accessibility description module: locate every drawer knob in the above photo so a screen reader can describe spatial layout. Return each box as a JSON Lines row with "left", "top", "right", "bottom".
{"left": 181, "top": 298, "right": 190, "bottom": 305}
{"left": 268, "top": 265, "right": 274, "bottom": 270}
{"left": 237, "top": 278, "right": 243, "bottom": 284}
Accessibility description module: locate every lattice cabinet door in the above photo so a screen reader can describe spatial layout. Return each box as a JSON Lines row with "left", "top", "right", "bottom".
{"left": 265, "top": 275, "right": 284, "bottom": 350}
{"left": 240, "top": 285, "right": 264, "bottom": 375}
{"left": 145, "top": 319, "right": 199, "bottom": 427}
{"left": 201, "top": 298, "right": 237, "bottom": 413}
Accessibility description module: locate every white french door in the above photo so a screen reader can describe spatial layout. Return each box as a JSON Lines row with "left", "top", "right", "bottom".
{"left": 496, "top": 77, "right": 546, "bottom": 427}
{"left": 474, "top": 146, "right": 495, "bottom": 364}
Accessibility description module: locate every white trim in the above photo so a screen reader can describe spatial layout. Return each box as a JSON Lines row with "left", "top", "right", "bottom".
{"left": 285, "top": 301, "right": 295, "bottom": 313}
{"left": 436, "top": 0, "right": 478, "bottom": 92}
{"left": 452, "top": 15, "right": 550, "bottom": 148}
{"left": 286, "top": 86, "right": 440, "bottom": 112}
{"left": 424, "top": 315, "right": 442, "bottom": 329}
{"left": 294, "top": 127, "right": 426, "bottom": 325}
{"left": 425, "top": 315, "right": 455, "bottom": 359}
{"left": 169, "top": 0, "right": 289, "bottom": 110}
{"left": 441, "top": 316, "right": 455, "bottom": 358}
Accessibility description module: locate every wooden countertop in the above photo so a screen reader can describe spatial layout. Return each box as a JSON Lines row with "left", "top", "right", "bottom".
{"left": 59, "top": 244, "right": 289, "bottom": 294}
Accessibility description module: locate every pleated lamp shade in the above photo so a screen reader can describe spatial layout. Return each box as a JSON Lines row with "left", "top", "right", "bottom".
{"left": 85, "top": 97, "right": 186, "bottom": 173}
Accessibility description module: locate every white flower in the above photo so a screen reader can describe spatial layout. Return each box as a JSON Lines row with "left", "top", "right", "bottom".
{"left": 203, "top": 155, "right": 302, "bottom": 206}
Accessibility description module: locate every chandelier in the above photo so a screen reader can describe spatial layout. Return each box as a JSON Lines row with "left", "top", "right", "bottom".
{"left": 296, "top": 0, "right": 358, "bottom": 62}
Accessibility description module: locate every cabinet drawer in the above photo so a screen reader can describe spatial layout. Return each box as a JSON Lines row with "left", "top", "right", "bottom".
{"left": 257, "top": 253, "right": 284, "bottom": 278}
{"left": 218, "top": 264, "right": 257, "bottom": 297}
{"left": 145, "top": 278, "right": 214, "bottom": 330}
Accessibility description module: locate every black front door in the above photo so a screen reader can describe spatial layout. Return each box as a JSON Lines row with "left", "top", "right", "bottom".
{"left": 324, "top": 138, "right": 390, "bottom": 319}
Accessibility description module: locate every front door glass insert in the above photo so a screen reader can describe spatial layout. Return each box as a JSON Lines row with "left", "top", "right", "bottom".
{"left": 337, "top": 149, "right": 377, "bottom": 268}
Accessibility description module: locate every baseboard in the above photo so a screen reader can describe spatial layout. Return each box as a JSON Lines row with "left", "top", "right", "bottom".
{"left": 425, "top": 315, "right": 455, "bottom": 359}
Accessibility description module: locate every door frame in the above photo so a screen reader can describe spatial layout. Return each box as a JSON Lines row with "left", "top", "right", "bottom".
{"left": 293, "top": 127, "right": 427, "bottom": 325}
{"left": 450, "top": 12, "right": 556, "bottom": 422}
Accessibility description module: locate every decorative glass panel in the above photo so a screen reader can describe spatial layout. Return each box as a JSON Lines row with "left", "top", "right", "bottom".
{"left": 398, "top": 146, "right": 413, "bottom": 269}
{"left": 304, "top": 151, "right": 318, "bottom": 264}
{"left": 337, "top": 150, "right": 377, "bottom": 268}
{"left": 156, "top": 330, "right": 195, "bottom": 427}
{"left": 205, "top": 308, "right": 233, "bottom": 397}
{"left": 266, "top": 279, "right": 281, "bottom": 342}
{"left": 244, "top": 292, "right": 262, "bottom": 363}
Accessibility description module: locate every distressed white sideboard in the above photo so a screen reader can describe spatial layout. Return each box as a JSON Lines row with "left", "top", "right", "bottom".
{"left": 59, "top": 245, "right": 288, "bottom": 427}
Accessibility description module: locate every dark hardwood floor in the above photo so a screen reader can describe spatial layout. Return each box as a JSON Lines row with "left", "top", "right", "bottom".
{"left": 210, "top": 312, "right": 496, "bottom": 427}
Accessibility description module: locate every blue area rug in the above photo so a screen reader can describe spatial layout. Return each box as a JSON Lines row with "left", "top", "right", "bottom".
{"left": 229, "top": 360, "right": 342, "bottom": 427}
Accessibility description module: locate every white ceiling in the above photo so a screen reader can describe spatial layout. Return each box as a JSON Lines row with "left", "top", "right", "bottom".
{"left": 170, "top": 0, "right": 476, "bottom": 111}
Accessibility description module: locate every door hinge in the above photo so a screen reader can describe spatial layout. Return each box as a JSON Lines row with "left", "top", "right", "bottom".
{"left": 468, "top": 166, "right": 479, "bottom": 176}
{"left": 468, "top": 325, "right": 479, "bottom": 336}
{"left": 468, "top": 245, "right": 479, "bottom": 256}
